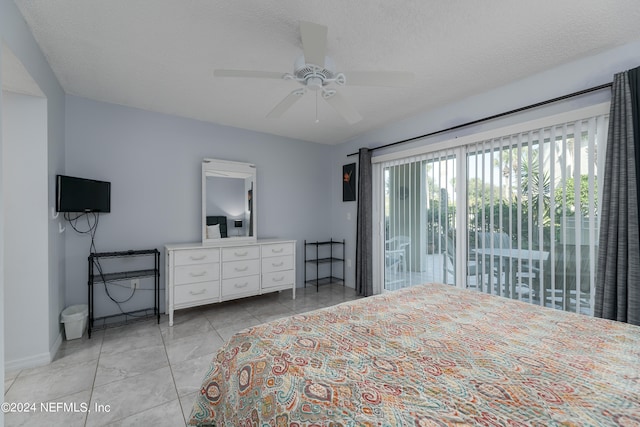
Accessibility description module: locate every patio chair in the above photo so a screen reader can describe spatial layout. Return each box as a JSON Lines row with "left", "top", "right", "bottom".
{"left": 385, "top": 236, "right": 411, "bottom": 273}
{"left": 443, "top": 236, "right": 496, "bottom": 288}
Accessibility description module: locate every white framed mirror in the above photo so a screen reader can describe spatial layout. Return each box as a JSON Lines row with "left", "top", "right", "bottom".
{"left": 202, "top": 158, "right": 256, "bottom": 244}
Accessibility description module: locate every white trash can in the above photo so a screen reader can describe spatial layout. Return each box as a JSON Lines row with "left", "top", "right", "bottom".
{"left": 61, "top": 304, "right": 88, "bottom": 340}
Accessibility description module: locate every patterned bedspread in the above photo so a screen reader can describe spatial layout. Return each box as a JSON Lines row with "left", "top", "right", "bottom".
{"left": 188, "top": 283, "right": 640, "bottom": 426}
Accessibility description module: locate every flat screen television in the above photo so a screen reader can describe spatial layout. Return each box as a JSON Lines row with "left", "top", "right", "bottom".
{"left": 56, "top": 175, "right": 111, "bottom": 213}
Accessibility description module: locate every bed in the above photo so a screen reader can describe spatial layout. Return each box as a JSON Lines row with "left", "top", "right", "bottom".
{"left": 188, "top": 283, "right": 640, "bottom": 426}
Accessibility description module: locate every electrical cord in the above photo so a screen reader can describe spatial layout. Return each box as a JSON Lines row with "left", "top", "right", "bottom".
{"left": 64, "top": 211, "right": 147, "bottom": 317}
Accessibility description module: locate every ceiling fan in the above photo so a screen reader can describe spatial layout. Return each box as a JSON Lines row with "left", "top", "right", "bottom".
{"left": 213, "top": 21, "right": 414, "bottom": 124}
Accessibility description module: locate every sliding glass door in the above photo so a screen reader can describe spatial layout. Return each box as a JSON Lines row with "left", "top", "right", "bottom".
{"left": 377, "top": 107, "right": 608, "bottom": 315}
{"left": 466, "top": 116, "right": 607, "bottom": 314}
{"left": 383, "top": 150, "right": 458, "bottom": 290}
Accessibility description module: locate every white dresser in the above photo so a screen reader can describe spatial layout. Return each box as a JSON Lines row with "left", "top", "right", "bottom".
{"left": 165, "top": 239, "right": 296, "bottom": 326}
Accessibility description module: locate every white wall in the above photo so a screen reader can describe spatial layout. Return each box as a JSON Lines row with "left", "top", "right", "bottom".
{"left": 330, "top": 38, "right": 640, "bottom": 291}
{"left": 2, "top": 91, "right": 49, "bottom": 366}
{"left": 1, "top": 0, "right": 66, "bottom": 381}
{"left": 64, "top": 96, "right": 332, "bottom": 318}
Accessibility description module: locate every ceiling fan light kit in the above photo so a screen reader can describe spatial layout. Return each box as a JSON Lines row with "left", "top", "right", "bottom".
{"left": 214, "top": 20, "right": 414, "bottom": 124}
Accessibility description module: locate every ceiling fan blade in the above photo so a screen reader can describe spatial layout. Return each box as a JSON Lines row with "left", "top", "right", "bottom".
{"left": 300, "top": 21, "right": 327, "bottom": 67}
{"left": 214, "top": 69, "right": 285, "bottom": 79}
{"left": 343, "top": 71, "right": 415, "bottom": 87}
{"left": 323, "top": 92, "right": 362, "bottom": 124}
{"left": 266, "top": 89, "right": 306, "bottom": 118}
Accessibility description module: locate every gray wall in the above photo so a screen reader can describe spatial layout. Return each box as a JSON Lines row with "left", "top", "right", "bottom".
{"left": 1, "top": 0, "right": 66, "bottom": 378}
{"left": 64, "top": 96, "right": 332, "bottom": 318}
{"left": 329, "top": 38, "right": 640, "bottom": 291}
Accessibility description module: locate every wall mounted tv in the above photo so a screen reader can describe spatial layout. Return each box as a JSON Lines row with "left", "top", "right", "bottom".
{"left": 56, "top": 175, "right": 111, "bottom": 213}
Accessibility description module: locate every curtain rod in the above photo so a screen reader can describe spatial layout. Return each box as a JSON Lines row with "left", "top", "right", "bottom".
{"left": 347, "top": 82, "right": 612, "bottom": 157}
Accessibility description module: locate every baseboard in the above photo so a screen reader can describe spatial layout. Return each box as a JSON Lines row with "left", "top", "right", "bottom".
{"left": 5, "top": 352, "right": 50, "bottom": 372}
{"left": 4, "top": 331, "right": 63, "bottom": 372}
{"left": 50, "top": 330, "right": 63, "bottom": 361}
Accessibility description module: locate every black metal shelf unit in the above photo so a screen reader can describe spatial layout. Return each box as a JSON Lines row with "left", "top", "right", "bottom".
{"left": 304, "top": 239, "right": 345, "bottom": 291}
{"left": 88, "top": 249, "right": 160, "bottom": 338}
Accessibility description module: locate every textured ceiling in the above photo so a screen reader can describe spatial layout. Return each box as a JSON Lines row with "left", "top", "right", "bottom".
{"left": 14, "top": 0, "right": 640, "bottom": 144}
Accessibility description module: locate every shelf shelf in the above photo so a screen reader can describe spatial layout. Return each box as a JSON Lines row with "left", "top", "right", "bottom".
{"left": 304, "top": 239, "right": 345, "bottom": 291}
{"left": 88, "top": 249, "right": 160, "bottom": 338}
{"left": 305, "top": 276, "right": 344, "bottom": 286}
{"left": 305, "top": 257, "right": 344, "bottom": 264}
{"left": 90, "top": 308, "right": 158, "bottom": 331}
{"left": 91, "top": 249, "right": 158, "bottom": 258}
{"left": 90, "top": 268, "right": 158, "bottom": 283}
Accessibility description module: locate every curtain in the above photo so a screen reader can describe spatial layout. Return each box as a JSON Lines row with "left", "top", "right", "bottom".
{"left": 356, "top": 148, "right": 373, "bottom": 296}
{"left": 595, "top": 67, "right": 640, "bottom": 326}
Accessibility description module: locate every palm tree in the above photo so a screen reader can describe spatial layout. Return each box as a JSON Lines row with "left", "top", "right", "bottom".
{"left": 518, "top": 148, "right": 551, "bottom": 226}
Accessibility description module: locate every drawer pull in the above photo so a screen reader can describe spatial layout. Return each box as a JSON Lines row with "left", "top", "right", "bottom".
{"left": 271, "top": 248, "right": 284, "bottom": 253}
{"left": 189, "top": 271, "right": 207, "bottom": 277}
{"left": 272, "top": 276, "right": 285, "bottom": 282}
{"left": 234, "top": 282, "right": 249, "bottom": 289}
{"left": 189, "top": 255, "right": 207, "bottom": 261}
{"left": 234, "top": 251, "right": 248, "bottom": 257}
{"left": 234, "top": 266, "right": 249, "bottom": 272}
{"left": 189, "top": 289, "right": 206, "bottom": 296}
{"left": 272, "top": 262, "right": 284, "bottom": 267}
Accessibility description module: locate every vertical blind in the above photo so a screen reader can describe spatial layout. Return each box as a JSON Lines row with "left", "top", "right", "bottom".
{"left": 466, "top": 114, "right": 607, "bottom": 314}
{"left": 381, "top": 111, "right": 608, "bottom": 315}
{"left": 383, "top": 149, "right": 458, "bottom": 290}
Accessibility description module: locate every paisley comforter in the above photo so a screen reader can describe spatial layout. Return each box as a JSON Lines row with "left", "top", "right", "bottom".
{"left": 188, "top": 283, "right": 640, "bottom": 426}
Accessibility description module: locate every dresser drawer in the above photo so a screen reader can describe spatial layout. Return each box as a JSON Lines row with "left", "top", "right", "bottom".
{"left": 221, "top": 275, "right": 260, "bottom": 298}
{"left": 262, "top": 242, "right": 294, "bottom": 258}
{"left": 262, "top": 270, "right": 295, "bottom": 289}
{"left": 174, "top": 263, "right": 220, "bottom": 285}
{"left": 222, "top": 246, "right": 260, "bottom": 262}
{"left": 222, "top": 259, "right": 260, "bottom": 279}
{"left": 261, "top": 255, "right": 294, "bottom": 273}
{"left": 174, "top": 281, "right": 220, "bottom": 305}
{"left": 173, "top": 248, "right": 219, "bottom": 266}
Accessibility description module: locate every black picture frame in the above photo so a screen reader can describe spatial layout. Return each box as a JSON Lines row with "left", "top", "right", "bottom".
{"left": 343, "top": 163, "right": 356, "bottom": 202}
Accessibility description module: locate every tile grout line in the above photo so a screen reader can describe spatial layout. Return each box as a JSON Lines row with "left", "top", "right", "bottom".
{"left": 3, "top": 372, "right": 19, "bottom": 396}
{"left": 84, "top": 331, "right": 105, "bottom": 427}
{"left": 87, "top": 326, "right": 173, "bottom": 426}
{"left": 164, "top": 317, "right": 195, "bottom": 427}
{"left": 93, "top": 324, "right": 178, "bottom": 426}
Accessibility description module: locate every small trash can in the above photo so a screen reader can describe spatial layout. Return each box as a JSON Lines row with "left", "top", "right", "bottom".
{"left": 61, "top": 304, "right": 88, "bottom": 340}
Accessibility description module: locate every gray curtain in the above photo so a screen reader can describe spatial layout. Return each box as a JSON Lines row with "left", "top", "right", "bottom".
{"left": 356, "top": 148, "right": 373, "bottom": 296}
{"left": 595, "top": 67, "right": 640, "bottom": 326}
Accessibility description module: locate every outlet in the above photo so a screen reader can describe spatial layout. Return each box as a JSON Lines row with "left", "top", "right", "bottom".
{"left": 131, "top": 279, "right": 140, "bottom": 290}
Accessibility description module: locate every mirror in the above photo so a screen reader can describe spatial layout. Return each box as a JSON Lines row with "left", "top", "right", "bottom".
{"left": 202, "top": 158, "right": 256, "bottom": 243}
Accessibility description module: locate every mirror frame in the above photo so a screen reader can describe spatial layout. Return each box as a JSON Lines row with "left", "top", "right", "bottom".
{"left": 202, "top": 158, "right": 257, "bottom": 244}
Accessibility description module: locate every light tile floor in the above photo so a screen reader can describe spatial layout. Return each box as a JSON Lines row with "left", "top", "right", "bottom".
{"left": 4, "top": 283, "right": 361, "bottom": 427}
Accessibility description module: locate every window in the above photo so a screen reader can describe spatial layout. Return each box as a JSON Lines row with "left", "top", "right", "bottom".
{"left": 375, "top": 104, "right": 608, "bottom": 315}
